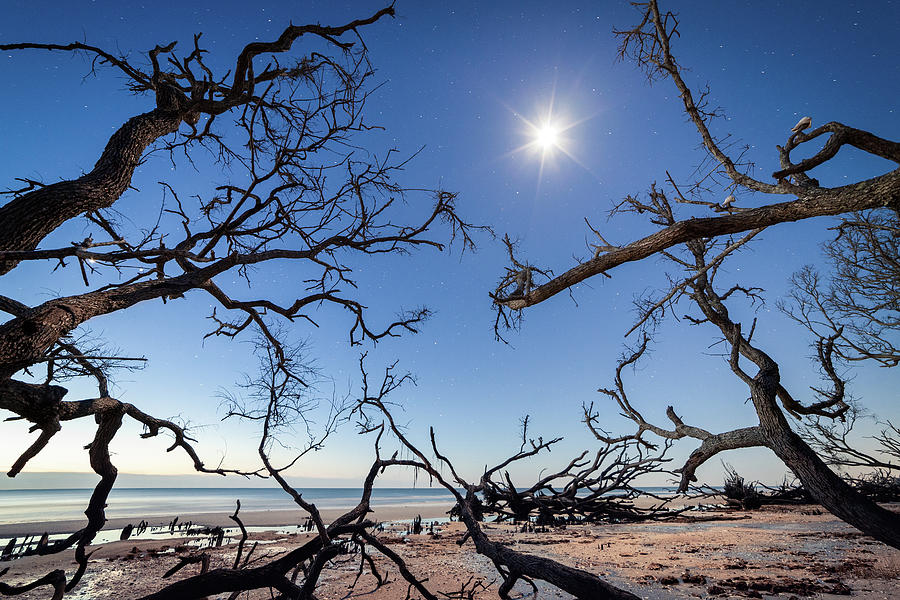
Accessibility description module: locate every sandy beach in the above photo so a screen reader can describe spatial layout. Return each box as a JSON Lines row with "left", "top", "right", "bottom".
{"left": 1, "top": 502, "right": 898, "bottom": 599}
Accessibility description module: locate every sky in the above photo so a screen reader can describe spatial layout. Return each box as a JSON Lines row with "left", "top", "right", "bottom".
{"left": 1, "top": 1, "right": 898, "bottom": 490}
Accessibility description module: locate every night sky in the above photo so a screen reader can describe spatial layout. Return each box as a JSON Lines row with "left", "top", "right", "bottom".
{"left": 1, "top": 1, "right": 898, "bottom": 488}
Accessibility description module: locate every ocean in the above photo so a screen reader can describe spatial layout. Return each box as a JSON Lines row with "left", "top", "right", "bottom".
{"left": 0, "top": 485, "right": 681, "bottom": 526}
{"left": 0, "top": 487, "right": 458, "bottom": 525}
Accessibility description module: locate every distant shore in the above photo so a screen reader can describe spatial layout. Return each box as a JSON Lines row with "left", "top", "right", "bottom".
{"left": 0, "top": 502, "right": 455, "bottom": 538}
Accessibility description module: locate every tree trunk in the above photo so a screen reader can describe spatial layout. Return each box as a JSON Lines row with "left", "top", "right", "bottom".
{"left": 752, "top": 366, "right": 900, "bottom": 548}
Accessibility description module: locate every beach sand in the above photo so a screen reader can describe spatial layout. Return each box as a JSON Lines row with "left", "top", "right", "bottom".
{"left": 1, "top": 503, "right": 898, "bottom": 599}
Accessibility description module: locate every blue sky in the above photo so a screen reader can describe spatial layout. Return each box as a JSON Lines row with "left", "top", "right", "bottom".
{"left": 1, "top": 1, "right": 898, "bottom": 489}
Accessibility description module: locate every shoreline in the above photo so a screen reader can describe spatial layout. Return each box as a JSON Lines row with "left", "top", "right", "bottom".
{"left": 0, "top": 493, "right": 722, "bottom": 538}
{"left": 0, "top": 503, "right": 455, "bottom": 538}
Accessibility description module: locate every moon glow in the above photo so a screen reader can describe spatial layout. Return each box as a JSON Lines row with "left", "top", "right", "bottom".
{"left": 536, "top": 124, "right": 559, "bottom": 150}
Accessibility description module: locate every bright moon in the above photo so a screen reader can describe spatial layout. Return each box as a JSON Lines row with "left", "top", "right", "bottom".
{"left": 536, "top": 125, "right": 559, "bottom": 149}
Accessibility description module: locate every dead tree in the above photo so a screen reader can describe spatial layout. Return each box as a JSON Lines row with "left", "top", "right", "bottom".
{"left": 560, "top": 188, "right": 898, "bottom": 548}
{"left": 479, "top": 416, "right": 678, "bottom": 525}
{"left": 356, "top": 360, "right": 643, "bottom": 600}
{"left": 708, "top": 464, "right": 814, "bottom": 509}
{"left": 137, "top": 345, "right": 442, "bottom": 600}
{"left": 784, "top": 211, "right": 899, "bottom": 368}
{"left": 0, "top": 6, "right": 483, "bottom": 597}
{"left": 492, "top": 0, "right": 900, "bottom": 549}
{"left": 783, "top": 210, "right": 899, "bottom": 472}
{"left": 801, "top": 404, "right": 900, "bottom": 474}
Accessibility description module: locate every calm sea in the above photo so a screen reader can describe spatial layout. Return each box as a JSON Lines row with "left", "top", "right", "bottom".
{"left": 0, "top": 487, "right": 457, "bottom": 525}
{"left": 0, "top": 485, "right": 681, "bottom": 526}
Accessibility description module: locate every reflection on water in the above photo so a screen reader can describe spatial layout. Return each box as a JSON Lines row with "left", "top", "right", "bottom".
{"left": 0, "top": 487, "right": 457, "bottom": 524}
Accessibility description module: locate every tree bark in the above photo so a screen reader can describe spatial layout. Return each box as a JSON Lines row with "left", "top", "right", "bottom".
{"left": 500, "top": 171, "right": 900, "bottom": 310}
{"left": 138, "top": 523, "right": 364, "bottom": 600}
{"left": 751, "top": 366, "right": 900, "bottom": 548}
{"left": 678, "top": 426, "right": 767, "bottom": 490}
{"left": 457, "top": 492, "right": 641, "bottom": 600}
{"left": 0, "top": 109, "right": 183, "bottom": 275}
{"left": 0, "top": 262, "right": 229, "bottom": 378}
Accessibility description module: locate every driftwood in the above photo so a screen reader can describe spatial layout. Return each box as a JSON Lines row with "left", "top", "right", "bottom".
{"left": 477, "top": 435, "right": 686, "bottom": 525}
{"left": 357, "top": 361, "right": 645, "bottom": 600}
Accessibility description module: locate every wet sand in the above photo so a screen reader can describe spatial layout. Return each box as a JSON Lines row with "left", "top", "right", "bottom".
{"left": 2, "top": 503, "right": 898, "bottom": 599}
